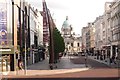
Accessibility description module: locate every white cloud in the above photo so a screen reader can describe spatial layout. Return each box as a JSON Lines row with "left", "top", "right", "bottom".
{"left": 29, "top": 0, "right": 113, "bottom": 35}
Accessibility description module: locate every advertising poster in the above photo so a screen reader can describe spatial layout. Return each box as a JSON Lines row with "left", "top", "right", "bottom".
{"left": 0, "top": 3, "right": 7, "bottom": 47}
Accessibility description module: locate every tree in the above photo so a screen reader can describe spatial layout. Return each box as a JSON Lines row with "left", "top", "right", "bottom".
{"left": 53, "top": 28, "right": 65, "bottom": 63}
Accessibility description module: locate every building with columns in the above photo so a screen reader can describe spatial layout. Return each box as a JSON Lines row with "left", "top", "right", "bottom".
{"left": 61, "top": 16, "right": 82, "bottom": 54}
{"left": 81, "top": 0, "right": 120, "bottom": 62}
{"left": 110, "top": 0, "right": 120, "bottom": 59}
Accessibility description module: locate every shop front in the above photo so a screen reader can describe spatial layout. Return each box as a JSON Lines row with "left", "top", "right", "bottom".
{"left": 0, "top": 49, "right": 13, "bottom": 72}
{"left": 0, "top": 0, "right": 18, "bottom": 72}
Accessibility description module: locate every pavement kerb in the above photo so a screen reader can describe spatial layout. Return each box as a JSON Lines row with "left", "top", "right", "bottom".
{"left": 27, "top": 68, "right": 90, "bottom": 76}
{"left": 3, "top": 68, "right": 90, "bottom": 76}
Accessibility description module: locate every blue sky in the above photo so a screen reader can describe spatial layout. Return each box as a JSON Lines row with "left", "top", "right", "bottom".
{"left": 29, "top": 0, "right": 113, "bottom": 35}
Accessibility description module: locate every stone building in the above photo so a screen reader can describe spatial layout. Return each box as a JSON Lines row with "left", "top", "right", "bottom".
{"left": 81, "top": 23, "right": 95, "bottom": 55}
{"left": 101, "top": 2, "right": 112, "bottom": 59}
{"left": 61, "top": 16, "right": 82, "bottom": 55}
{"left": 94, "top": 16, "right": 104, "bottom": 53}
{"left": 110, "top": 0, "right": 120, "bottom": 59}
{"left": 29, "top": 6, "right": 43, "bottom": 64}
{"left": 81, "top": 27, "right": 88, "bottom": 52}
{"left": 89, "top": 23, "right": 95, "bottom": 55}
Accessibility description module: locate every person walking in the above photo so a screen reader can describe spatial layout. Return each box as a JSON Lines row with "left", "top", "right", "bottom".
{"left": 85, "top": 52, "right": 88, "bottom": 67}
{"left": 18, "top": 59, "right": 24, "bottom": 70}
{"left": 112, "top": 55, "right": 116, "bottom": 64}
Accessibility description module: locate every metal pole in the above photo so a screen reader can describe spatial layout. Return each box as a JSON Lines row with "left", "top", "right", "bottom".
{"left": 14, "top": 48, "right": 16, "bottom": 74}
{"left": 24, "top": 30, "right": 27, "bottom": 75}
{"left": 25, "top": 33, "right": 27, "bottom": 74}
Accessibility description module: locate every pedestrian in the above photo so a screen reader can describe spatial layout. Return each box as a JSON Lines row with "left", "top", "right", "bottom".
{"left": 112, "top": 55, "right": 116, "bottom": 64}
{"left": 18, "top": 59, "right": 24, "bottom": 70}
{"left": 64, "top": 52, "right": 66, "bottom": 56}
{"left": 49, "top": 63, "right": 53, "bottom": 70}
{"left": 85, "top": 53, "right": 88, "bottom": 67}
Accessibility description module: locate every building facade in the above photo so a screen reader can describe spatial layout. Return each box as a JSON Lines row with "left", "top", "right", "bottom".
{"left": 94, "top": 16, "right": 104, "bottom": 54}
{"left": 61, "top": 16, "right": 82, "bottom": 55}
{"left": 81, "top": 27, "right": 88, "bottom": 52}
{"left": 81, "top": 23, "right": 95, "bottom": 55}
{"left": 90, "top": 23, "right": 95, "bottom": 55}
{"left": 0, "top": 0, "right": 31, "bottom": 72}
{"left": 29, "top": 6, "right": 43, "bottom": 64}
{"left": 110, "top": 0, "right": 120, "bottom": 59}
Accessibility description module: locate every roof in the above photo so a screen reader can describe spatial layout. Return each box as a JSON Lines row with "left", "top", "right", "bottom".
{"left": 62, "top": 16, "right": 71, "bottom": 29}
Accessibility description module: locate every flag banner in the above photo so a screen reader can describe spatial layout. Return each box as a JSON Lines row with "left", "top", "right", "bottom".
{"left": 0, "top": 3, "right": 7, "bottom": 46}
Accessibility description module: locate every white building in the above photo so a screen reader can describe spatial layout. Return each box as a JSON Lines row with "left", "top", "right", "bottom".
{"left": 29, "top": 6, "right": 43, "bottom": 64}
{"left": 35, "top": 10, "right": 43, "bottom": 46}
{"left": 61, "top": 16, "right": 82, "bottom": 54}
{"left": 94, "top": 16, "right": 104, "bottom": 51}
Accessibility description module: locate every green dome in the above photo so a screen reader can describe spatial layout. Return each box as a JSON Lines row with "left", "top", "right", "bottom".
{"left": 62, "top": 16, "right": 70, "bottom": 29}
{"left": 62, "top": 20, "right": 70, "bottom": 28}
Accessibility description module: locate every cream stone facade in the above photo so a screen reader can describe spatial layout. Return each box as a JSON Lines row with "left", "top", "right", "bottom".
{"left": 81, "top": 27, "right": 88, "bottom": 52}
{"left": 109, "top": 0, "right": 120, "bottom": 58}
{"left": 61, "top": 16, "right": 82, "bottom": 54}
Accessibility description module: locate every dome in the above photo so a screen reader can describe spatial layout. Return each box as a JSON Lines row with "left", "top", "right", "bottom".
{"left": 62, "top": 16, "right": 71, "bottom": 29}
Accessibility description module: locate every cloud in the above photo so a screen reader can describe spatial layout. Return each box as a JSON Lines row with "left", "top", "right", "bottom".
{"left": 46, "top": 0, "right": 69, "bottom": 10}
{"left": 29, "top": 0, "right": 114, "bottom": 35}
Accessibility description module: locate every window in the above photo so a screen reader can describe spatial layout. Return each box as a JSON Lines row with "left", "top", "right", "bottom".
{"left": 113, "top": 34, "right": 117, "bottom": 41}
{"left": 103, "top": 31, "right": 105, "bottom": 36}
{"left": 118, "top": 33, "right": 120, "bottom": 40}
{"left": 71, "top": 43, "right": 73, "bottom": 47}
{"left": 67, "top": 42, "right": 69, "bottom": 44}
{"left": 77, "top": 43, "right": 79, "bottom": 47}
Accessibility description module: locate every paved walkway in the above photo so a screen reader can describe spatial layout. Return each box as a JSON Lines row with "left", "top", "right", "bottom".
{"left": 2, "top": 55, "right": 117, "bottom": 77}
{"left": 27, "top": 58, "right": 49, "bottom": 70}
{"left": 2, "top": 56, "right": 119, "bottom": 79}
{"left": 88, "top": 56, "right": 119, "bottom": 68}
{"left": 56, "top": 56, "right": 89, "bottom": 69}
{"left": 2, "top": 56, "right": 89, "bottom": 76}
{"left": 70, "top": 56, "right": 110, "bottom": 68}
{"left": 27, "top": 56, "right": 89, "bottom": 70}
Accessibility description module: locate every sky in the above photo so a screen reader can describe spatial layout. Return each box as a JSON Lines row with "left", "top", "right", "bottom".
{"left": 29, "top": 0, "right": 113, "bottom": 35}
